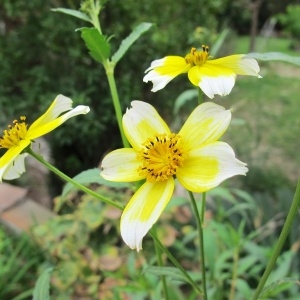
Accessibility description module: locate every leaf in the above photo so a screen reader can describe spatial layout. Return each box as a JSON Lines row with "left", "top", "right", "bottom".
{"left": 51, "top": 8, "right": 91, "bottom": 22}
{"left": 143, "top": 266, "right": 200, "bottom": 283}
{"left": 32, "top": 267, "right": 54, "bottom": 300}
{"left": 62, "top": 168, "right": 130, "bottom": 197}
{"left": 79, "top": 27, "right": 111, "bottom": 64}
{"left": 112, "top": 22, "right": 153, "bottom": 65}
{"left": 173, "top": 89, "right": 198, "bottom": 115}
{"left": 248, "top": 52, "right": 300, "bottom": 67}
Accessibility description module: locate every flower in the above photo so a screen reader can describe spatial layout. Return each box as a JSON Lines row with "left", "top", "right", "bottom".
{"left": 101, "top": 101, "right": 248, "bottom": 251}
{"left": 143, "top": 45, "right": 261, "bottom": 99}
{"left": 0, "top": 95, "right": 90, "bottom": 181}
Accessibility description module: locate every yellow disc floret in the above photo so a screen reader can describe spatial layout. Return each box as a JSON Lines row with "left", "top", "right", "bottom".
{"left": 0, "top": 116, "right": 28, "bottom": 149}
{"left": 185, "top": 45, "right": 210, "bottom": 66}
{"left": 138, "top": 133, "right": 185, "bottom": 182}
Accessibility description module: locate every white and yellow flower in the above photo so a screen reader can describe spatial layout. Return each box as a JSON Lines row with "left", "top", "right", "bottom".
{"left": 0, "top": 95, "right": 90, "bottom": 181}
{"left": 143, "top": 45, "right": 261, "bottom": 98}
{"left": 101, "top": 101, "right": 248, "bottom": 251}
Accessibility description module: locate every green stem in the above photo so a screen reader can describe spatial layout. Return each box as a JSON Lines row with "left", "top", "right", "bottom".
{"left": 150, "top": 229, "right": 202, "bottom": 295}
{"left": 152, "top": 226, "right": 169, "bottom": 300}
{"left": 197, "top": 87, "right": 203, "bottom": 105}
{"left": 201, "top": 192, "right": 206, "bottom": 225}
{"left": 229, "top": 247, "right": 239, "bottom": 300}
{"left": 27, "top": 148, "right": 123, "bottom": 210}
{"left": 105, "top": 66, "right": 130, "bottom": 148}
{"left": 90, "top": 0, "right": 102, "bottom": 34}
{"left": 251, "top": 178, "right": 300, "bottom": 300}
{"left": 188, "top": 191, "right": 207, "bottom": 300}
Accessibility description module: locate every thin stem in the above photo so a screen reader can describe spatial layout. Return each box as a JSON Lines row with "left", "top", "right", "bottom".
{"left": 152, "top": 226, "right": 169, "bottom": 300}
{"left": 201, "top": 192, "right": 206, "bottom": 225}
{"left": 105, "top": 66, "right": 130, "bottom": 148}
{"left": 229, "top": 247, "right": 239, "bottom": 300}
{"left": 90, "top": 0, "right": 102, "bottom": 33}
{"left": 27, "top": 148, "right": 123, "bottom": 210}
{"left": 150, "top": 229, "right": 202, "bottom": 295}
{"left": 188, "top": 191, "right": 207, "bottom": 300}
{"left": 251, "top": 178, "right": 300, "bottom": 300}
{"left": 197, "top": 87, "right": 203, "bottom": 105}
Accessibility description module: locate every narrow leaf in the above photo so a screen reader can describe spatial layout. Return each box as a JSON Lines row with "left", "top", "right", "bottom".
{"left": 173, "top": 89, "right": 198, "bottom": 115}
{"left": 32, "top": 267, "right": 54, "bottom": 300}
{"left": 112, "top": 22, "right": 153, "bottom": 65}
{"left": 79, "top": 27, "right": 110, "bottom": 64}
{"left": 248, "top": 52, "right": 300, "bottom": 67}
{"left": 62, "top": 168, "right": 130, "bottom": 197}
{"left": 51, "top": 8, "right": 91, "bottom": 22}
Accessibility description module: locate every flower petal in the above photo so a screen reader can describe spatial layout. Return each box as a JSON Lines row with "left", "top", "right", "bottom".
{"left": 179, "top": 102, "right": 231, "bottom": 151}
{"left": 188, "top": 65, "right": 236, "bottom": 98}
{"left": 177, "top": 142, "right": 248, "bottom": 192}
{"left": 143, "top": 56, "right": 190, "bottom": 92}
{"left": 123, "top": 101, "right": 170, "bottom": 151}
{"left": 27, "top": 102, "right": 90, "bottom": 140}
{"left": 101, "top": 148, "right": 144, "bottom": 182}
{"left": 209, "top": 55, "right": 261, "bottom": 77}
{"left": 121, "top": 179, "right": 174, "bottom": 251}
{"left": 0, "top": 139, "right": 30, "bottom": 181}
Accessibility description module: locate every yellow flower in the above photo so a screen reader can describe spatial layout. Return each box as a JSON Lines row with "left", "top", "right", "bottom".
{"left": 101, "top": 101, "right": 248, "bottom": 251}
{"left": 143, "top": 45, "right": 261, "bottom": 98}
{"left": 0, "top": 95, "right": 90, "bottom": 181}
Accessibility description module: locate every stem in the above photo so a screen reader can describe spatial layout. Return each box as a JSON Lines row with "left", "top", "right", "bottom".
{"left": 201, "top": 192, "right": 206, "bottom": 224}
{"left": 90, "top": 0, "right": 102, "bottom": 34}
{"left": 27, "top": 148, "right": 123, "bottom": 210}
{"left": 152, "top": 226, "right": 169, "bottom": 300}
{"left": 229, "top": 248, "right": 239, "bottom": 300}
{"left": 188, "top": 191, "right": 207, "bottom": 300}
{"left": 197, "top": 87, "right": 203, "bottom": 105}
{"left": 105, "top": 66, "right": 130, "bottom": 148}
{"left": 251, "top": 178, "right": 300, "bottom": 300}
{"left": 150, "top": 229, "right": 202, "bottom": 295}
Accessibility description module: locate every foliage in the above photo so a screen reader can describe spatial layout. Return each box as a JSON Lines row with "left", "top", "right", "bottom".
{"left": 0, "top": 226, "right": 44, "bottom": 300}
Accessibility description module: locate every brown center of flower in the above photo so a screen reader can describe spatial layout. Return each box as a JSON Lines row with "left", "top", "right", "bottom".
{"left": 138, "top": 133, "right": 185, "bottom": 182}
{"left": 0, "top": 116, "right": 28, "bottom": 149}
{"left": 185, "top": 45, "right": 210, "bottom": 66}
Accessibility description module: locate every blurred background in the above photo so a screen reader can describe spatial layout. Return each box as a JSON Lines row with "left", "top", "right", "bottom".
{"left": 0, "top": 0, "right": 300, "bottom": 299}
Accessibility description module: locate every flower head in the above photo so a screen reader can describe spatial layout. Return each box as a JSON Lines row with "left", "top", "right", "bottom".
{"left": 101, "top": 101, "right": 248, "bottom": 251}
{"left": 143, "top": 45, "right": 261, "bottom": 99}
{"left": 0, "top": 95, "right": 90, "bottom": 181}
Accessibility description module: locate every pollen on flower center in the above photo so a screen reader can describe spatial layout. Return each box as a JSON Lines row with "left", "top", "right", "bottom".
{"left": 0, "top": 116, "right": 28, "bottom": 149}
{"left": 138, "top": 133, "right": 185, "bottom": 182}
{"left": 185, "top": 45, "right": 210, "bottom": 66}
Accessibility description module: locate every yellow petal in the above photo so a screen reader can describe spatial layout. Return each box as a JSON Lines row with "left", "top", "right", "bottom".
{"left": 143, "top": 56, "right": 190, "bottom": 92}
{"left": 177, "top": 142, "right": 248, "bottom": 192}
{"left": 121, "top": 179, "right": 174, "bottom": 251}
{"left": 101, "top": 148, "right": 144, "bottom": 182}
{"left": 123, "top": 101, "right": 170, "bottom": 151}
{"left": 209, "top": 55, "right": 261, "bottom": 76}
{"left": 179, "top": 102, "right": 231, "bottom": 151}
{"left": 27, "top": 103, "right": 90, "bottom": 140}
{"left": 188, "top": 65, "right": 236, "bottom": 98}
{"left": 0, "top": 139, "right": 30, "bottom": 181}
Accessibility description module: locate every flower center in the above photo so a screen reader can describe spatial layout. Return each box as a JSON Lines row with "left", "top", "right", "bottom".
{"left": 185, "top": 45, "right": 209, "bottom": 66}
{"left": 0, "top": 116, "right": 28, "bottom": 149}
{"left": 138, "top": 133, "right": 185, "bottom": 182}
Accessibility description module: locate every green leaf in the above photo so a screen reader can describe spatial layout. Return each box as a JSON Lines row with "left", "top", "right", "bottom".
{"left": 112, "top": 22, "right": 153, "bottom": 65}
{"left": 79, "top": 27, "right": 111, "bottom": 64}
{"left": 248, "top": 52, "right": 300, "bottom": 67}
{"left": 32, "top": 267, "right": 54, "bottom": 300}
{"left": 173, "top": 89, "right": 198, "bottom": 115}
{"left": 61, "top": 168, "right": 130, "bottom": 198}
{"left": 51, "top": 8, "right": 91, "bottom": 22}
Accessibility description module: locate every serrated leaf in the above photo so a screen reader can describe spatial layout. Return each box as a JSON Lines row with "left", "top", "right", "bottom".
{"left": 51, "top": 8, "right": 91, "bottom": 22}
{"left": 248, "top": 52, "right": 300, "bottom": 67}
{"left": 62, "top": 168, "right": 130, "bottom": 198}
{"left": 112, "top": 22, "right": 153, "bottom": 65}
{"left": 80, "top": 27, "right": 110, "bottom": 64}
{"left": 32, "top": 267, "right": 54, "bottom": 300}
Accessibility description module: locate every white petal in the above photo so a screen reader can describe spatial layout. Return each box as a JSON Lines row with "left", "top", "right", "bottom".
{"left": 101, "top": 148, "right": 144, "bottom": 182}
{"left": 177, "top": 142, "right": 248, "bottom": 192}
{"left": 123, "top": 101, "right": 170, "bottom": 151}
{"left": 121, "top": 179, "right": 174, "bottom": 251}
{"left": 179, "top": 102, "right": 231, "bottom": 151}
{"left": 2, "top": 153, "right": 28, "bottom": 180}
